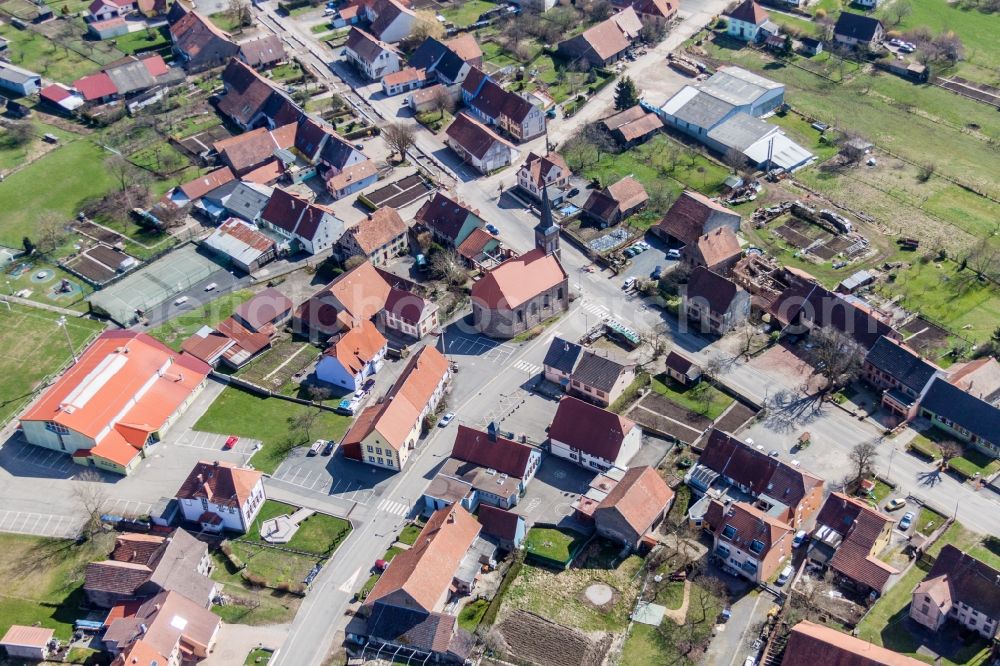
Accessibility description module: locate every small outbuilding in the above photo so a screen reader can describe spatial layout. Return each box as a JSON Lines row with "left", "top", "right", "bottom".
{"left": 0, "top": 625, "right": 54, "bottom": 661}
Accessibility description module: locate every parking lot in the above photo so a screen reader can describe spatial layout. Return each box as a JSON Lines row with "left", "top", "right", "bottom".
{"left": 269, "top": 446, "right": 380, "bottom": 508}
{"left": 175, "top": 431, "right": 262, "bottom": 459}
{"left": 442, "top": 331, "right": 516, "bottom": 365}
{"left": 0, "top": 509, "right": 81, "bottom": 538}
{"left": 0, "top": 438, "right": 79, "bottom": 477}
{"left": 517, "top": 455, "right": 594, "bottom": 529}
{"left": 102, "top": 498, "right": 154, "bottom": 518}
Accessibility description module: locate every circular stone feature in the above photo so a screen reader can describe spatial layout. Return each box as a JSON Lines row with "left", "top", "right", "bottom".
{"left": 585, "top": 583, "right": 614, "bottom": 606}
{"left": 30, "top": 269, "right": 55, "bottom": 283}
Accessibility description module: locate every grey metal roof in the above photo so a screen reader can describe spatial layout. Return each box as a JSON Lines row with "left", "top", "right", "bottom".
{"left": 671, "top": 90, "right": 735, "bottom": 130}
{"left": 543, "top": 336, "right": 583, "bottom": 374}
{"left": 105, "top": 60, "right": 156, "bottom": 95}
{"left": 223, "top": 182, "right": 273, "bottom": 221}
{"left": 570, "top": 350, "right": 630, "bottom": 392}
{"left": 700, "top": 67, "right": 782, "bottom": 107}
{"left": 706, "top": 112, "right": 774, "bottom": 151}
{"left": 0, "top": 61, "right": 40, "bottom": 85}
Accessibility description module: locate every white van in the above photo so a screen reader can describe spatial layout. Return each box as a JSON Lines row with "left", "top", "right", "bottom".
{"left": 174, "top": 296, "right": 189, "bottom": 306}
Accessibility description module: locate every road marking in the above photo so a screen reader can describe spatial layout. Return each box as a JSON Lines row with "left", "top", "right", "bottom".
{"left": 377, "top": 500, "right": 409, "bottom": 517}
{"left": 338, "top": 566, "right": 362, "bottom": 593}
{"left": 514, "top": 360, "right": 540, "bottom": 374}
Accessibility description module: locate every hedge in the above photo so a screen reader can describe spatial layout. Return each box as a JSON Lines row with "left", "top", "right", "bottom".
{"left": 481, "top": 556, "right": 522, "bottom": 627}
{"left": 908, "top": 438, "right": 941, "bottom": 461}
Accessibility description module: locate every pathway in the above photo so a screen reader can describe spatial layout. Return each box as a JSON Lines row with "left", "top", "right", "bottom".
{"left": 662, "top": 580, "right": 691, "bottom": 625}
{"left": 3, "top": 294, "right": 88, "bottom": 317}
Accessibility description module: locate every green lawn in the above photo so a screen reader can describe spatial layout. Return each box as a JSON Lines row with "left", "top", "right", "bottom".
{"left": 655, "top": 580, "right": 686, "bottom": 610}
{"left": 908, "top": 431, "right": 942, "bottom": 460}
{"left": 244, "top": 648, "right": 273, "bottom": 665}
{"left": 892, "top": 0, "right": 1000, "bottom": 83}
{"left": 440, "top": 0, "right": 497, "bottom": 27}
{"left": 915, "top": 507, "right": 946, "bottom": 536}
{"left": 128, "top": 141, "right": 191, "bottom": 175}
{"left": 620, "top": 582, "right": 725, "bottom": 666}
{"left": 870, "top": 480, "right": 893, "bottom": 504}
{"left": 927, "top": 522, "right": 1000, "bottom": 571}
{"left": 397, "top": 523, "right": 422, "bottom": 546}
{"left": 948, "top": 448, "right": 1000, "bottom": 480}
{"left": 210, "top": 552, "right": 303, "bottom": 624}
{"left": 0, "top": 532, "right": 116, "bottom": 641}
{"left": 193, "top": 387, "right": 351, "bottom": 474}
{"left": 0, "top": 139, "right": 117, "bottom": 250}
{"left": 873, "top": 261, "right": 1000, "bottom": 347}
{"left": 517, "top": 51, "right": 614, "bottom": 104}
{"left": 114, "top": 26, "right": 170, "bottom": 54}
{"left": 651, "top": 375, "right": 733, "bottom": 421}
{"left": 458, "top": 598, "right": 489, "bottom": 632}
{"left": 147, "top": 289, "right": 253, "bottom": 350}
{"left": 0, "top": 23, "right": 107, "bottom": 82}
{"left": 269, "top": 61, "right": 306, "bottom": 83}
{"left": 0, "top": 305, "right": 104, "bottom": 425}
{"left": 524, "top": 527, "right": 585, "bottom": 563}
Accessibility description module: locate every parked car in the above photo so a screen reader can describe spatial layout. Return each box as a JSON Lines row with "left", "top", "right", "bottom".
{"left": 718, "top": 607, "right": 732, "bottom": 623}
{"left": 322, "top": 440, "right": 336, "bottom": 455}
{"left": 743, "top": 658, "right": 757, "bottom": 666}
{"left": 173, "top": 296, "right": 189, "bottom": 306}
{"left": 308, "top": 439, "right": 325, "bottom": 456}
{"left": 792, "top": 529, "right": 807, "bottom": 548}
{"left": 224, "top": 435, "right": 239, "bottom": 450}
{"left": 666, "top": 248, "right": 681, "bottom": 259}
{"left": 651, "top": 265, "right": 663, "bottom": 280}
{"left": 568, "top": 187, "right": 580, "bottom": 197}
{"left": 204, "top": 282, "right": 217, "bottom": 291}
{"left": 486, "top": 223, "right": 500, "bottom": 235}
{"left": 776, "top": 564, "right": 794, "bottom": 586}
{"left": 885, "top": 498, "right": 907, "bottom": 511}
{"left": 623, "top": 277, "right": 637, "bottom": 291}
{"left": 768, "top": 449, "right": 780, "bottom": 458}
{"left": 899, "top": 511, "right": 915, "bottom": 530}
{"left": 438, "top": 412, "right": 455, "bottom": 427}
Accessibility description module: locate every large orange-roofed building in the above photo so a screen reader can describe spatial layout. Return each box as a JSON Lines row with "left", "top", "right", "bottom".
{"left": 20, "top": 330, "right": 210, "bottom": 475}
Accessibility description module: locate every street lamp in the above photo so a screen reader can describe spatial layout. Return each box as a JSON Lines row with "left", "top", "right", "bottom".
{"left": 56, "top": 316, "right": 78, "bottom": 363}
{"left": 885, "top": 446, "right": 895, "bottom": 482}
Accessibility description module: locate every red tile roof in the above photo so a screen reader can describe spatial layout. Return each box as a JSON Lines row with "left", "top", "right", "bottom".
{"left": 713, "top": 501, "right": 792, "bottom": 561}
{"left": 655, "top": 190, "right": 739, "bottom": 245}
{"left": 596, "top": 466, "right": 673, "bottom": 536}
{"left": 548, "top": 396, "right": 637, "bottom": 461}
{"left": 175, "top": 460, "right": 262, "bottom": 509}
{"left": 74, "top": 72, "right": 117, "bottom": 101}
{"left": 324, "top": 320, "right": 387, "bottom": 374}
{"left": 477, "top": 504, "right": 523, "bottom": 543}
{"left": 450, "top": 425, "right": 536, "bottom": 478}
{"left": 782, "top": 621, "right": 924, "bottom": 666}
{"left": 446, "top": 112, "right": 514, "bottom": 160}
{"left": 725, "top": 0, "right": 769, "bottom": 25}
{"left": 179, "top": 166, "right": 236, "bottom": 200}
{"left": 689, "top": 226, "right": 741, "bottom": 267}
{"left": 445, "top": 34, "right": 482, "bottom": 62}
{"left": 471, "top": 248, "right": 566, "bottom": 310}
{"left": 366, "top": 505, "right": 481, "bottom": 612}
{"left": 816, "top": 492, "right": 897, "bottom": 592}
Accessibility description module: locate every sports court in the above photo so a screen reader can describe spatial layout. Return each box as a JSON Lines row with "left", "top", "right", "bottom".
{"left": 89, "top": 244, "right": 223, "bottom": 325}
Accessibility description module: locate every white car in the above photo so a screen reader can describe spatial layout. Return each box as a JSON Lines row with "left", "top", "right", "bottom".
{"left": 623, "top": 277, "right": 637, "bottom": 291}
{"left": 204, "top": 282, "right": 218, "bottom": 291}
{"left": 666, "top": 248, "right": 681, "bottom": 260}
{"left": 173, "top": 296, "right": 189, "bottom": 306}
{"left": 438, "top": 412, "right": 456, "bottom": 427}
{"left": 792, "top": 529, "right": 807, "bottom": 548}
{"left": 776, "top": 564, "right": 794, "bottom": 586}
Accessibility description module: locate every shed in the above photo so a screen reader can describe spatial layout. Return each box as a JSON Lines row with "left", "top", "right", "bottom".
{"left": 0, "top": 625, "right": 54, "bottom": 660}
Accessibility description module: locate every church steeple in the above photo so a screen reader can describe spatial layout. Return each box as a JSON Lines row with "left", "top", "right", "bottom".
{"left": 534, "top": 186, "right": 560, "bottom": 259}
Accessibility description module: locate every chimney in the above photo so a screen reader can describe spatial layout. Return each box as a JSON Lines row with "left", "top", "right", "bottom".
{"left": 448, "top": 509, "right": 456, "bottom": 523}
{"left": 487, "top": 422, "right": 497, "bottom": 442}
{"left": 196, "top": 473, "right": 203, "bottom": 483}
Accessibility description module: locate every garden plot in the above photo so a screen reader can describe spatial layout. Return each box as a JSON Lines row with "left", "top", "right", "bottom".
{"left": 361, "top": 173, "right": 433, "bottom": 209}
{"left": 496, "top": 611, "right": 609, "bottom": 666}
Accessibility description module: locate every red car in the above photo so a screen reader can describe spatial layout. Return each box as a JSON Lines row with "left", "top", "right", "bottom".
{"left": 224, "top": 435, "right": 239, "bottom": 449}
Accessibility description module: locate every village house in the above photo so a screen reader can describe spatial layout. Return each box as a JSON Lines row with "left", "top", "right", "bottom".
{"left": 705, "top": 499, "right": 793, "bottom": 583}
{"left": 234, "top": 287, "right": 293, "bottom": 332}
{"left": 381, "top": 286, "right": 440, "bottom": 339}
{"left": 769, "top": 279, "right": 898, "bottom": 350}
{"left": 212, "top": 123, "right": 297, "bottom": 179}
{"left": 445, "top": 113, "right": 517, "bottom": 174}
{"left": 237, "top": 34, "right": 286, "bottom": 69}
{"left": 175, "top": 461, "right": 266, "bottom": 534}
{"left": 862, "top": 336, "right": 944, "bottom": 421}
{"left": 665, "top": 350, "right": 702, "bottom": 386}
{"left": 611, "top": 0, "right": 677, "bottom": 23}
{"left": 833, "top": 12, "right": 884, "bottom": 49}
{"left": 0, "top": 62, "right": 41, "bottom": 96}
{"left": 169, "top": 166, "right": 236, "bottom": 209}
{"left": 918, "top": 377, "right": 1000, "bottom": 460}
{"left": 410, "top": 37, "right": 471, "bottom": 87}
{"left": 201, "top": 181, "right": 273, "bottom": 224}
{"left": 455, "top": 227, "right": 504, "bottom": 269}
{"left": 218, "top": 59, "right": 301, "bottom": 131}
{"left": 681, "top": 266, "right": 752, "bottom": 335}
{"left": 781, "top": 621, "right": 926, "bottom": 666}
{"left": 414, "top": 191, "right": 485, "bottom": 249}
{"left": 807, "top": 492, "right": 898, "bottom": 597}
{"left": 72, "top": 54, "right": 183, "bottom": 106}
{"left": 87, "top": 0, "right": 135, "bottom": 21}
{"left": 446, "top": 34, "right": 483, "bottom": 66}
{"left": 471, "top": 207, "right": 567, "bottom": 338}
{"left": 947, "top": 356, "right": 1000, "bottom": 402}
{"left": 363, "top": 0, "right": 415, "bottom": 44}
{"left": 169, "top": 9, "right": 238, "bottom": 72}
{"left": 549, "top": 396, "right": 642, "bottom": 472}
{"left": 477, "top": 505, "right": 526, "bottom": 551}
{"left": 293, "top": 260, "right": 418, "bottom": 339}
{"left": 103, "top": 590, "right": 221, "bottom": 664}
{"left": 201, "top": 218, "right": 278, "bottom": 273}
{"left": 581, "top": 176, "right": 649, "bottom": 228}
{"left": 910, "top": 545, "right": 1000, "bottom": 639}
{"left": 463, "top": 76, "right": 547, "bottom": 142}
{"left": 341, "top": 346, "right": 450, "bottom": 471}
{"left": 344, "top": 27, "right": 402, "bottom": 80}
{"left": 337, "top": 206, "right": 408, "bottom": 267}
{"left": 682, "top": 226, "right": 743, "bottom": 276}
{"left": 568, "top": 350, "right": 636, "bottom": 408}
{"left": 356, "top": 505, "right": 479, "bottom": 663}
{"left": 423, "top": 424, "right": 542, "bottom": 513}
{"left": 260, "top": 187, "right": 345, "bottom": 255}
{"left": 84, "top": 529, "right": 215, "bottom": 608}
{"left": 594, "top": 466, "right": 674, "bottom": 550}
{"left": 517, "top": 152, "right": 571, "bottom": 203}
{"left": 316, "top": 320, "right": 387, "bottom": 391}
{"left": 542, "top": 337, "right": 584, "bottom": 388}
{"left": 19, "top": 331, "right": 209, "bottom": 475}
{"left": 602, "top": 105, "right": 663, "bottom": 147}
{"left": 381, "top": 66, "right": 426, "bottom": 96}
{"left": 556, "top": 6, "right": 643, "bottom": 67}
{"left": 654, "top": 190, "right": 742, "bottom": 247}
{"left": 723, "top": 0, "right": 771, "bottom": 41}
{"left": 686, "top": 429, "right": 825, "bottom": 528}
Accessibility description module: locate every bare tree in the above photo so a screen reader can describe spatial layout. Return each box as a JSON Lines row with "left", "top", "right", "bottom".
{"left": 105, "top": 154, "right": 140, "bottom": 194}
{"left": 883, "top": 0, "right": 912, "bottom": 25}
{"left": 561, "top": 135, "right": 599, "bottom": 171}
{"left": 1, "top": 121, "right": 34, "bottom": 148}
{"left": 431, "top": 248, "right": 466, "bottom": 287}
{"left": 701, "top": 354, "right": 726, "bottom": 382}
{"left": 36, "top": 212, "right": 68, "bottom": 255}
{"left": 808, "top": 326, "right": 864, "bottom": 390}
{"left": 964, "top": 238, "right": 1000, "bottom": 279}
{"left": 581, "top": 123, "right": 615, "bottom": 162}
{"left": 329, "top": 93, "right": 346, "bottom": 113}
{"left": 287, "top": 409, "right": 320, "bottom": 442}
{"left": 73, "top": 468, "right": 109, "bottom": 536}
{"left": 430, "top": 86, "right": 455, "bottom": 121}
{"left": 415, "top": 231, "right": 433, "bottom": 252}
{"left": 736, "top": 322, "right": 763, "bottom": 358}
{"left": 383, "top": 123, "right": 415, "bottom": 162}
{"left": 226, "top": 0, "right": 251, "bottom": 32}
{"left": 307, "top": 385, "right": 331, "bottom": 403}
{"left": 938, "top": 440, "right": 962, "bottom": 468}
{"left": 849, "top": 441, "right": 878, "bottom": 488}
{"left": 722, "top": 148, "right": 746, "bottom": 175}
{"left": 403, "top": 9, "right": 444, "bottom": 48}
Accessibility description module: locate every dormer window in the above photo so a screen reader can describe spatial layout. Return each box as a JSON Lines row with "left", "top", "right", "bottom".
{"left": 749, "top": 539, "right": 765, "bottom": 555}
{"left": 722, "top": 525, "right": 737, "bottom": 540}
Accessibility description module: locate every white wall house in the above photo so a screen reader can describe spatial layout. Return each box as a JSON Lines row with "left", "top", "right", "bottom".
{"left": 176, "top": 461, "right": 267, "bottom": 533}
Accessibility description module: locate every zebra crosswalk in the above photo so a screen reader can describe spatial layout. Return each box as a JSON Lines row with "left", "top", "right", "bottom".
{"left": 580, "top": 300, "right": 610, "bottom": 320}
{"left": 514, "top": 360, "right": 540, "bottom": 375}
{"left": 377, "top": 499, "right": 410, "bottom": 517}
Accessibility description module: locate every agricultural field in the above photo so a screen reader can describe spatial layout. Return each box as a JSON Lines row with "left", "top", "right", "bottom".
{"left": 0, "top": 305, "right": 104, "bottom": 425}
{"left": 891, "top": 0, "right": 1000, "bottom": 84}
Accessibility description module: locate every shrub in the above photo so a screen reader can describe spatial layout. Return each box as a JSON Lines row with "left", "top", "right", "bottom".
{"left": 814, "top": 7, "right": 826, "bottom": 17}
{"left": 242, "top": 571, "right": 269, "bottom": 588}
